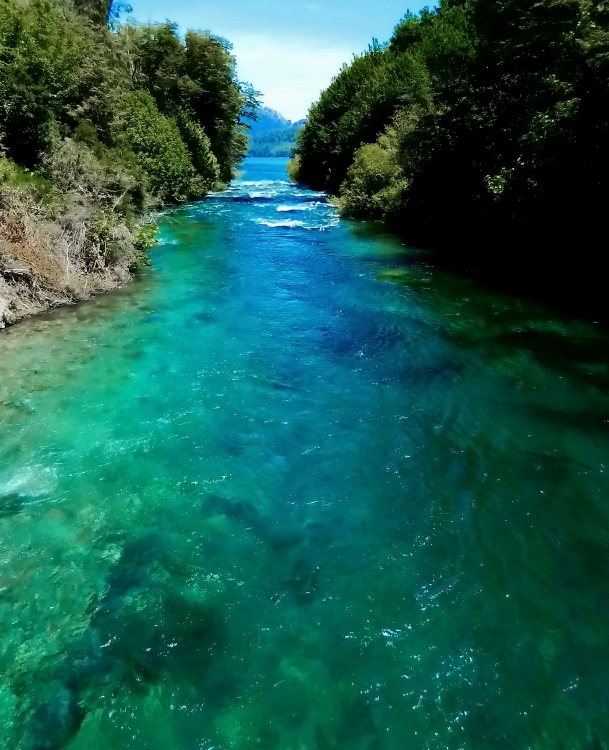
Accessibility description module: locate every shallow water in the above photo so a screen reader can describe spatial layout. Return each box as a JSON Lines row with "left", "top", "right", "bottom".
{"left": 2, "top": 157, "right": 609, "bottom": 750}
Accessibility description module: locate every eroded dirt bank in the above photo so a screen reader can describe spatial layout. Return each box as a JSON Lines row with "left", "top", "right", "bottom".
{"left": 0, "top": 187, "right": 142, "bottom": 329}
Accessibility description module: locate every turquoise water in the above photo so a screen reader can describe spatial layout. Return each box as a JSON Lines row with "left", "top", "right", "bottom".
{"left": 2, "top": 157, "right": 609, "bottom": 750}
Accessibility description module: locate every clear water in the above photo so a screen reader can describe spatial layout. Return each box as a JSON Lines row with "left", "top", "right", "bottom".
{"left": 2, "top": 157, "right": 609, "bottom": 750}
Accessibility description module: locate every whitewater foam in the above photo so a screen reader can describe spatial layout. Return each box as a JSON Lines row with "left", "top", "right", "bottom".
{"left": 255, "top": 219, "right": 307, "bottom": 228}
{"left": 277, "top": 205, "right": 316, "bottom": 213}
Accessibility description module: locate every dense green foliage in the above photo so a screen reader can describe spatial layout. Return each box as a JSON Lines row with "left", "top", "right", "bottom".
{"left": 131, "top": 23, "right": 256, "bottom": 185}
{"left": 0, "top": 0, "right": 257, "bottom": 301}
{"left": 0, "top": 0, "right": 256, "bottom": 210}
{"left": 292, "top": 0, "right": 609, "bottom": 254}
{"left": 124, "top": 91, "right": 208, "bottom": 204}
{"left": 248, "top": 123, "right": 304, "bottom": 157}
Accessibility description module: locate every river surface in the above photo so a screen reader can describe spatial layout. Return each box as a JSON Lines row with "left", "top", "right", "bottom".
{"left": 2, "top": 158, "right": 609, "bottom": 750}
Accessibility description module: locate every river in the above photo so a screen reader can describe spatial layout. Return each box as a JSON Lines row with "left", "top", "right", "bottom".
{"left": 1, "top": 157, "right": 609, "bottom": 749}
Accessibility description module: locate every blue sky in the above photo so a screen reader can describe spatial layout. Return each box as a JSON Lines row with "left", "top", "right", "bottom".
{"left": 128, "top": 0, "right": 428, "bottom": 121}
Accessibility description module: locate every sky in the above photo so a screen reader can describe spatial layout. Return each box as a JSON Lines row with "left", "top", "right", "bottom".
{"left": 127, "top": 0, "right": 428, "bottom": 122}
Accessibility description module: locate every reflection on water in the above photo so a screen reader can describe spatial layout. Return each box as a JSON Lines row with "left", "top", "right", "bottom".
{"left": 1, "top": 157, "right": 609, "bottom": 749}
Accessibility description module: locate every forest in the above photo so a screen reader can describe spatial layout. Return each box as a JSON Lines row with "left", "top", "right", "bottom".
{"left": 0, "top": 0, "right": 256, "bottom": 325}
{"left": 248, "top": 123, "right": 304, "bottom": 158}
{"left": 291, "top": 0, "right": 609, "bottom": 306}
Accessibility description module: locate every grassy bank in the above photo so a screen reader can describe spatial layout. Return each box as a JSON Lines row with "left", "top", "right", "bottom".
{"left": 0, "top": 0, "right": 257, "bottom": 327}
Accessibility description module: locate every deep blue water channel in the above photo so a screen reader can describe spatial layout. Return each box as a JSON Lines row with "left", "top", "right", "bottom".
{"left": 2, "top": 158, "right": 609, "bottom": 749}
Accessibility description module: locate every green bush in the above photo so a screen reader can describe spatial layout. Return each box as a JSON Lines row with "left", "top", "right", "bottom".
{"left": 338, "top": 142, "right": 405, "bottom": 219}
{"left": 132, "top": 222, "right": 158, "bottom": 264}
{"left": 286, "top": 156, "right": 302, "bottom": 183}
{"left": 294, "top": 0, "right": 609, "bottom": 252}
{"left": 0, "top": 156, "right": 53, "bottom": 200}
{"left": 175, "top": 112, "right": 221, "bottom": 191}
{"left": 124, "top": 91, "right": 199, "bottom": 204}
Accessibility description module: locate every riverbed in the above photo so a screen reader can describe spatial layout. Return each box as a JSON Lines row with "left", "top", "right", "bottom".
{"left": 1, "top": 158, "right": 609, "bottom": 749}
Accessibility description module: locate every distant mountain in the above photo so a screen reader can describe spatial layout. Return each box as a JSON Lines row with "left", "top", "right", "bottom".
{"left": 248, "top": 107, "right": 292, "bottom": 135}
{"left": 248, "top": 121, "right": 306, "bottom": 158}
{"left": 245, "top": 107, "right": 307, "bottom": 157}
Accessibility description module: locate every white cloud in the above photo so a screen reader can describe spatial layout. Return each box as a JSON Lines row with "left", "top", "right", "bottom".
{"left": 229, "top": 34, "right": 353, "bottom": 121}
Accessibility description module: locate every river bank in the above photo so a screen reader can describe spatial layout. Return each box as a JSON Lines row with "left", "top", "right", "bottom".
{"left": 0, "top": 256, "right": 132, "bottom": 329}
{"left": 0, "top": 1, "right": 254, "bottom": 330}
{"left": 0, "top": 185, "right": 145, "bottom": 329}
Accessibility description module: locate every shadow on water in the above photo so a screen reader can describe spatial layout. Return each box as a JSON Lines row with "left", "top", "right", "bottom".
{"left": 351, "top": 216, "right": 609, "bottom": 326}
{"left": 365, "top": 232, "right": 609, "bottom": 389}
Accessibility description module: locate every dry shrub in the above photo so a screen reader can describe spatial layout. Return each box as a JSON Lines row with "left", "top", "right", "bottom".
{"left": 0, "top": 178, "right": 137, "bottom": 328}
{"left": 42, "top": 139, "right": 137, "bottom": 208}
{"left": 0, "top": 186, "right": 64, "bottom": 287}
